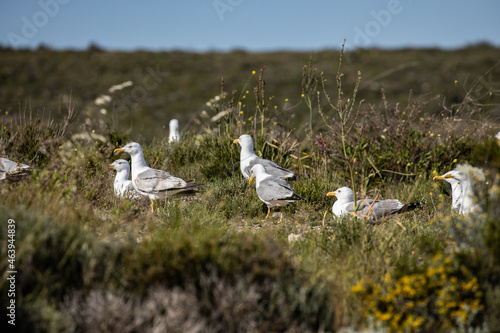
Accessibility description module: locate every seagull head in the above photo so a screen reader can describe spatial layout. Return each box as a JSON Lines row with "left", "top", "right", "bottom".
{"left": 326, "top": 187, "right": 354, "bottom": 202}
{"left": 249, "top": 164, "right": 267, "bottom": 184}
{"left": 169, "top": 119, "right": 179, "bottom": 130}
{"left": 108, "top": 159, "right": 131, "bottom": 172}
{"left": 169, "top": 119, "right": 179, "bottom": 134}
{"left": 114, "top": 142, "right": 143, "bottom": 157}
{"left": 233, "top": 134, "right": 254, "bottom": 150}
{"left": 433, "top": 170, "right": 463, "bottom": 185}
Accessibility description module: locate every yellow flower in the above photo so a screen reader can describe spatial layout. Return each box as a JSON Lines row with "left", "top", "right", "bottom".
{"left": 407, "top": 162, "right": 411, "bottom": 166}
{"left": 301, "top": 93, "right": 305, "bottom": 98}
{"left": 252, "top": 71, "right": 256, "bottom": 75}
{"left": 451, "top": 309, "right": 467, "bottom": 323}
{"left": 285, "top": 98, "right": 289, "bottom": 102}
{"left": 412, "top": 316, "right": 424, "bottom": 328}
{"left": 453, "top": 159, "right": 457, "bottom": 163}
{"left": 351, "top": 283, "right": 364, "bottom": 293}
{"left": 402, "top": 285, "right": 416, "bottom": 297}
{"left": 379, "top": 312, "right": 392, "bottom": 321}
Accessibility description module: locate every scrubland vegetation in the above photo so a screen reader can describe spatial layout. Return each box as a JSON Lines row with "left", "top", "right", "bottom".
{"left": 1, "top": 43, "right": 500, "bottom": 332}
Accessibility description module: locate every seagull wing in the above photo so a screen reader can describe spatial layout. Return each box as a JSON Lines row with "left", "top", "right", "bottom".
{"left": 134, "top": 168, "right": 187, "bottom": 194}
{"left": 357, "top": 199, "right": 404, "bottom": 219}
{"left": 250, "top": 157, "right": 294, "bottom": 178}
{"left": 257, "top": 177, "right": 302, "bottom": 201}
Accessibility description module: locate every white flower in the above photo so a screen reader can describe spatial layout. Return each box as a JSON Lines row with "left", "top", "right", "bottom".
{"left": 108, "top": 81, "right": 133, "bottom": 93}
{"left": 94, "top": 95, "right": 112, "bottom": 106}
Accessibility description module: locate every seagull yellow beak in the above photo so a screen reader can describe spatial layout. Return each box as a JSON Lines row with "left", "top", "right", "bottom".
{"left": 114, "top": 148, "right": 124, "bottom": 154}
{"left": 249, "top": 176, "right": 254, "bottom": 184}
{"left": 444, "top": 174, "right": 454, "bottom": 179}
{"left": 108, "top": 164, "right": 114, "bottom": 168}
{"left": 433, "top": 175, "right": 444, "bottom": 180}
{"left": 326, "top": 191, "right": 336, "bottom": 197}
{"left": 233, "top": 139, "right": 239, "bottom": 144}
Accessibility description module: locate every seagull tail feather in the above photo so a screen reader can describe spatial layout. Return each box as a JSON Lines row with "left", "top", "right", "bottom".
{"left": 400, "top": 202, "right": 425, "bottom": 213}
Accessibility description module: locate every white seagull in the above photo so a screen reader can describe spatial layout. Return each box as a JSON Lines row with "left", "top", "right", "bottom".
{"left": 108, "top": 159, "right": 140, "bottom": 199}
{"left": 326, "top": 187, "right": 423, "bottom": 221}
{"left": 114, "top": 142, "right": 201, "bottom": 212}
{"left": 434, "top": 164, "right": 484, "bottom": 215}
{"left": 234, "top": 134, "right": 294, "bottom": 180}
{"left": 0, "top": 157, "right": 30, "bottom": 182}
{"left": 168, "top": 119, "right": 180, "bottom": 143}
{"left": 249, "top": 164, "right": 304, "bottom": 221}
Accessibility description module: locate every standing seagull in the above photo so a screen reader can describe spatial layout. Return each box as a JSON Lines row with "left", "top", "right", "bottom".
{"left": 434, "top": 164, "right": 484, "bottom": 215}
{"left": 326, "top": 187, "right": 423, "bottom": 222}
{"left": 249, "top": 164, "right": 304, "bottom": 221}
{"left": 169, "top": 119, "right": 180, "bottom": 143}
{"left": 108, "top": 159, "right": 140, "bottom": 199}
{"left": 233, "top": 134, "right": 294, "bottom": 180}
{"left": 114, "top": 142, "right": 201, "bottom": 212}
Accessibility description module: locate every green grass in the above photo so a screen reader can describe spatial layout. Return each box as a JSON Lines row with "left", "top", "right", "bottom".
{"left": 1, "top": 46, "right": 500, "bottom": 332}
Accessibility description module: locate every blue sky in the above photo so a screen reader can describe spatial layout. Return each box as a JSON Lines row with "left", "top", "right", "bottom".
{"left": 1, "top": 1, "right": 499, "bottom": 52}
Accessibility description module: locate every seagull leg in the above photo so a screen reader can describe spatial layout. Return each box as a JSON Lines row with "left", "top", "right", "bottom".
{"left": 150, "top": 200, "right": 155, "bottom": 214}
{"left": 263, "top": 207, "right": 271, "bottom": 221}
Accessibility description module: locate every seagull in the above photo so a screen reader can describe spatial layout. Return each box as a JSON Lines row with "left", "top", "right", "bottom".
{"left": 108, "top": 159, "right": 140, "bottom": 199}
{"left": 326, "top": 187, "right": 424, "bottom": 222}
{"left": 0, "top": 157, "right": 30, "bottom": 182}
{"left": 168, "top": 119, "right": 180, "bottom": 143}
{"left": 249, "top": 164, "right": 304, "bottom": 221}
{"left": 233, "top": 134, "right": 294, "bottom": 180}
{"left": 114, "top": 142, "right": 201, "bottom": 212}
{"left": 433, "top": 164, "right": 484, "bottom": 215}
